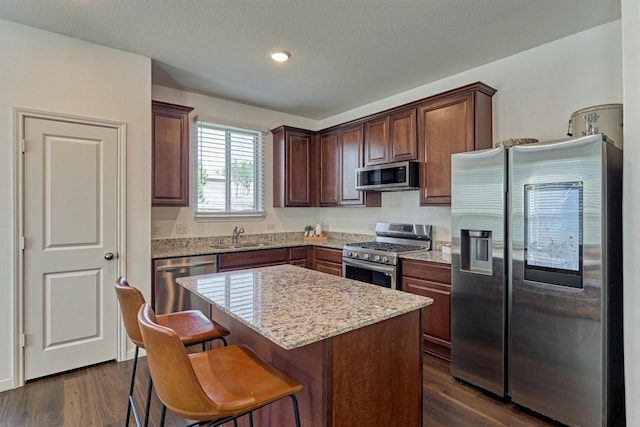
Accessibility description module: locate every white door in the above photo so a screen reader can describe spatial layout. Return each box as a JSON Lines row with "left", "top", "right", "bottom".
{"left": 23, "top": 116, "right": 119, "bottom": 380}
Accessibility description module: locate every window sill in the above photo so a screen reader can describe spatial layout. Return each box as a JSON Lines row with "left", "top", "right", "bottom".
{"left": 195, "top": 211, "right": 266, "bottom": 222}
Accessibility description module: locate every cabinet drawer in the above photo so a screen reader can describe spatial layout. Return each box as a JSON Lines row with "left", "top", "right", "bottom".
{"left": 403, "top": 277, "right": 451, "bottom": 342}
{"left": 402, "top": 259, "right": 451, "bottom": 284}
{"left": 314, "top": 246, "right": 343, "bottom": 263}
{"left": 218, "top": 248, "right": 288, "bottom": 270}
{"left": 315, "top": 260, "right": 342, "bottom": 277}
{"left": 289, "top": 246, "right": 308, "bottom": 260}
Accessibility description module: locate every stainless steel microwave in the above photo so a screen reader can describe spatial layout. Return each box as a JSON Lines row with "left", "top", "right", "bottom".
{"left": 355, "top": 161, "right": 420, "bottom": 191}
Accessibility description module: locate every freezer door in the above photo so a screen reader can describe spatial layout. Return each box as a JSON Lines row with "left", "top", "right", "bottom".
{"left": 508, "top": 134, "right": 622, "bottom": 426}
{"left": 451, "top": 146, "right": 507, "bottom": 397}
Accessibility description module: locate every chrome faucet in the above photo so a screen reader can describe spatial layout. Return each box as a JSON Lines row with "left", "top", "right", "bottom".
{"left": 231, "top": 226, "right": 245, "bottom": 244}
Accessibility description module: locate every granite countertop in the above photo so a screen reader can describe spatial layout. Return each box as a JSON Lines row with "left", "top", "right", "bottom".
{"left": 152, "top": 231, "right": 371, "bottom": 259}
{"left": 400, "top": 250, "right": 451, "bottom": 264}
{"left": 152, "top": 231, "right": 451, "bottom": 265}
{"left": 176, "top": 264, "right": 433, "bottom": 350}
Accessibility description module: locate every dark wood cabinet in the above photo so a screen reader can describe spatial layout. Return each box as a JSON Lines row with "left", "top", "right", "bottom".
{"left": 272, "top": 126, "right": 316, "bottom": 207}
{"left": 273, "top": 82, "right": 494, "bottom": 208}
{"left": 152, "top": 101, "right": 194, "bottom": 206}
{"left": 319, "top": 125, "right": 381, "bottom": 207}
{"left": 364, "top": 108, "right": 417, "bottom": 166}
{"left": 218, "top": 248, "right": 289, "bottom": 272}
{"left": 389, "top": 108, "right": 418, "bottom": 162}
{"left": 364, "top": 116, "right": 389, "bottom": 165}
{"left": 312, "top": 246, "right": 343, "bottom": 276}
{"left": 401, "top": 259, "right": 451, "bottom": 360}
{"left": 288, "top": 246, "right": 310, "bottom": 268}
{"left": 319, "top": 131, "right": 339, "bottom": 206}
{"left": 417, "top": 83, "right": 496, "bottom": 205}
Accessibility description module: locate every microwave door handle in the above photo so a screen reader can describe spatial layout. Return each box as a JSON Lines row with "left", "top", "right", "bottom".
{"left": 343, "top": 258, "right": 396, "bottom": 275}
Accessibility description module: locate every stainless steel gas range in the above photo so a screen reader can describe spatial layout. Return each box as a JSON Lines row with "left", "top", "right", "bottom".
{"left": 342, "top": 222, "right": 432, "bottom": 290}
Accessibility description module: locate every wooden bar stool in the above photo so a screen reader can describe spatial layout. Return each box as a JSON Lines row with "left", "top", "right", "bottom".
{"left": 137, "top": 303, "right": 303, "bottom": 427}
{"left": 115, "top": 277, "right": 230, "bottom": 427}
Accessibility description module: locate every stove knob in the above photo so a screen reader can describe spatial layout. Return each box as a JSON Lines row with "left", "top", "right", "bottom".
{"left": 363, "top": 253, "right": 370, "bottom": 260}
{"left": 374, "top": 255, "right": 381, "bottom": 262}
{"left": 353, "top": 252, "right": 359, "bottom": 258}
{"left": 382, "top": 256, "right": 389, "bottom": 263}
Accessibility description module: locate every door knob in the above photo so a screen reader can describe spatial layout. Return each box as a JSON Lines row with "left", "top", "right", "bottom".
{"left": 104, "top": 252, "right": 115, "bottom": 260}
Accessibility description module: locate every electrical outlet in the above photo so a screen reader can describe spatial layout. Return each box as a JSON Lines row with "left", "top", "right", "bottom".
{"left": 176, "top": 223, "right": 188, "bottom": 234}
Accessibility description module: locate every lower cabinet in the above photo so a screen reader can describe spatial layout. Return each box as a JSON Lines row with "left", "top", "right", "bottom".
{"left": 289, "top": 246, "right": 310, "bottom": 268}
{"left": 312, "top": 246, "right": 343, "bottom": 277}
{"left": 218, "top": 248, "right": 289, "bottom": 272}
{"left": 216, "top": 246, "right": 341, "bottom": 273}
{"left": 401, "top": 259, "right": 451, "bottom": 360}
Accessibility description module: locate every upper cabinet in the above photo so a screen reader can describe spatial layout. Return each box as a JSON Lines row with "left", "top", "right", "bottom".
{"left": 272, "top": 82, "right": 495, "bottom": 208}
{"left": 152, "top": 101, "right": 194, "bottom": 207}
{"left": 319, "top": 131, "right": 339, "bottom": 206}
{"left": 364, "top": 108, "right": 417, "bottom": 166}
{"left": 417, "top": 83, "right": 496, "bottom": 205}
{"left": 319, "top": 124, "right": 381, "bottom": 207}
{"left": 272, "top": 126, "right": 316, "bottom": 207}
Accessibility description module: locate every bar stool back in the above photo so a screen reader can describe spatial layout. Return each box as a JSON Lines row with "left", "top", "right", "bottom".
{"left": 115, "top": 277, "right": 229, "bottom": 426}
{"left": 138, "top": 303, "right": 302, "bottom": 427}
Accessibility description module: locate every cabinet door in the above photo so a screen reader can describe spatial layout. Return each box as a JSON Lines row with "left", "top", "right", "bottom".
{"left": 389, "top": 108, "right": 417, "bottom": 162}
{"left": 312, "top": 246, "right": 343, "bottom": 276}
{"left": 402, "top": 259, "right": 452, "bottom": 360}
{"left": 152, "top": 101, "right": 194, "bottom": 206}
{"left": 364, "top": 116, "right": 390, "bottom": 165}
{"left": 286, "top": 130, "right": 314, "bottom": 206}
{"left": 289, "top": 246, "right": 308, "bottom": 268}
{"left": 319, "top": 132, "right": 339, "bottom": 206}
{"left": 315, "top": 260, "right": 343, "bottom": 276}
{"left": 403, "top": 277, "right": 451, "bottom": 341}
{"left": 339, "top": 124, "right": 365, "bottom": 205}
{"left": 418, "top": 93, "right": 474, "bottom": 205}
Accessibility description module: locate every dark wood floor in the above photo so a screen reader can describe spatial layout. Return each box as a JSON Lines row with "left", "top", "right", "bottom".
{"left": 0, "top": 353, "right": 562, "bottom": 426}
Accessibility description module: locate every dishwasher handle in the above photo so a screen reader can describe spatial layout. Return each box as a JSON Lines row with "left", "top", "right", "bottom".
{"left": 156, "top": 260, "right": 217, "bottom": 271}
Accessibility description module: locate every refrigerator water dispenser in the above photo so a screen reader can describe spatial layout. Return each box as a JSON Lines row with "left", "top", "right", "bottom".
{"left": 461, "top": 230, "right": 492, "bottom": 274}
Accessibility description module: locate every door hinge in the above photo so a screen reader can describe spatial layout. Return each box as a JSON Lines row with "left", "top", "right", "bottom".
{"left": 21, "top": 139, "right": 25, "bottom": 154}
{"left": 21, "top": 236, "right": 25, "bottom": 251}
{"left": 20, "top": 334, "right": 26, "bottom": 348}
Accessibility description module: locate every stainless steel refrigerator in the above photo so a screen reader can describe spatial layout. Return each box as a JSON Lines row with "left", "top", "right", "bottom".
{"left": 450, "top": 134, "right": 624, "bottom": 426}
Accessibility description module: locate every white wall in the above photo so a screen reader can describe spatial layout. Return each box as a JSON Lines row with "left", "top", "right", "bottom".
{"left": 622, "top": 0, "right": 639, "bottom": 423}
{"left": 317, "top": 20, "right": 622, "bottom": 243}
{"left": 151, "top": 85, "right": 321, "bottom": 239}
{"left": 151, "top": 21, "right": 622, "bottom": 246}
{"left": 0, "top": 19, "right": 151, "bottom": 390}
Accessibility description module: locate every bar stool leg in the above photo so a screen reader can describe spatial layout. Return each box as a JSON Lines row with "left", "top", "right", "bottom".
{"left": 143, "top": 376, "right": 153, "bottom": 427}
{"left": 159, "top": 404, "right": 167, "bottom": 427}
{"left": 291, "top": 395, "right": 301, "bottom": 427}
{"left": 127, "top": 346, "right": 141, "bottom": 427}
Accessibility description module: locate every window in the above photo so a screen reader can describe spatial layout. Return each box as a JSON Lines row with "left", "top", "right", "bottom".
{"left": 195, "top": 120, "right": 264, "bottom": 218}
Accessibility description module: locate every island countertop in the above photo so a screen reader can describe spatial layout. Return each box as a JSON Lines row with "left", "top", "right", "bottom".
{"left": 176, "top": 264, "right": 433, "bottom": 350}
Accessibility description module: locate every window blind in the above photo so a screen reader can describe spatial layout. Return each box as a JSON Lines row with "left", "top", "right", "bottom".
{"left": 195, "top": 120, "right": 264, "bottom": 218}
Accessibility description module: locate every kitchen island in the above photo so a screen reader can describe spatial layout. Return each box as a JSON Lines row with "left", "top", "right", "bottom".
{"left": 176, "top": 264, "right": 432, "bottom": 427}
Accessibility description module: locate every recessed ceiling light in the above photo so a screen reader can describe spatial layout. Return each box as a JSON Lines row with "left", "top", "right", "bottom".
{"left": 270, "top": 50, "right": 291, "bottom": 62}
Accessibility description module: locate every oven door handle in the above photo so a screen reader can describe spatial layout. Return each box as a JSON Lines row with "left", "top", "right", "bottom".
{"left": 342, "top": 258, "right": 396, "bottom": 275}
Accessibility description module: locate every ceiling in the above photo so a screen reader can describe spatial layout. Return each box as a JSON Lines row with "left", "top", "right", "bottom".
{"left": 0, "top": 0, "right": 621, "bottom": 120}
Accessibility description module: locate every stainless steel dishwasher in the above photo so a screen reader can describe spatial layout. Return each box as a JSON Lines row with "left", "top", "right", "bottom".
{"left": 154, "top": 254, "right": 217, "bottom": 315}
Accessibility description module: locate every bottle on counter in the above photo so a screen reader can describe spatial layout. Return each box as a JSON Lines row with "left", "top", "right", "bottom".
{"left": 315, "top": 224, "right": 322, "bottom": 236}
